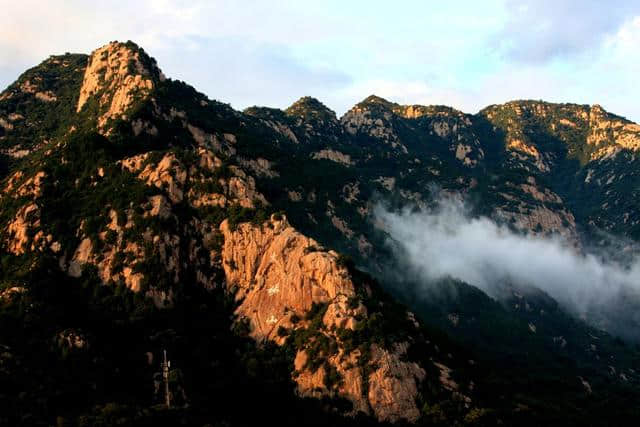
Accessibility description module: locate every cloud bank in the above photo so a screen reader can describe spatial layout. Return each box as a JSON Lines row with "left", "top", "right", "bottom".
{"left": 497, "top": 0, "right": 639, "bottom": 63}
{"left": 376, "top": 195, "right": 640, "bottom": 336}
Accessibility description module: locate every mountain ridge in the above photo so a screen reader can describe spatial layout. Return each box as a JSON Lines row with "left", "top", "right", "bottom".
{"left": 2, "top": 40, "right": 640, "bottom": 426}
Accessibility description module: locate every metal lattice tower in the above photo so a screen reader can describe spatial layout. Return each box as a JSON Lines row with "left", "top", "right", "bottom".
{"left": 162, "top": 349, "right": 171, "bottom": 409}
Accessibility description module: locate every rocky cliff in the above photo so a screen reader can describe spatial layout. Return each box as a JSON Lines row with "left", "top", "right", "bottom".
{"left": 220, "top": 215, "right": 435, "bottom": 421}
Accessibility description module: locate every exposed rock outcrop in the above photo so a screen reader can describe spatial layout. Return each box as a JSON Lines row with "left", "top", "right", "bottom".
{"left": 6, "top": 203, "right": 41, "bottom": 255}
{"left": 220, "top": 215, "right": 354, "bottom": 341}
{"left": 121, "top": 152, "right": 187, "bottom": 203}
{"left": 368, "top": 342, "right": 426, "bottom": 422}
{"left": 121, "top": 150, "right": 267, "bottom": 209}
{"left": 77, "top": 42, "right": 161, "bottom": 129}
{"left": 220, "top": 215, "right": 426, "bottom": 422}
{"left": 586, "top": 105, "right": 640, "bottom": 158}
{"left": 311, "top": 149, "right": 354, "bottom": 166}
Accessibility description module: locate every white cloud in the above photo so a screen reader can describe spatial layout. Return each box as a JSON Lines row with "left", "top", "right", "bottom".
{"left": 496, "top": 0, "right": 639, "bottom": 63}
{"left": 603, "top": 16, "right": 640, "bottom": 69}
{"left": 150, "top": 36, "right": 352, "bottom": 111}
{"left": 376, "top": 195, "right": 640, "bottom": 338}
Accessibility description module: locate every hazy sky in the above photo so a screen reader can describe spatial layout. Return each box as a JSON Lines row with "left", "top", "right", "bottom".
{"left": 1, "top": 1, "right": 639, "bottom": 121}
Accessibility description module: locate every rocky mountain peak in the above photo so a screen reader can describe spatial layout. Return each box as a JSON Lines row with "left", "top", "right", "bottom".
{"left": 360, "top": 94, "right": 393, "bottom": 106}
{"left": 285, "top": 96, "right": 337, "bottom": 123}
{"left": 590, "top": 103, "right": 606, "bottom": 116}
{"left": 0, "top": 52, "right": 88, "bottom": 157}
{"left": 348, "top": 96, "right": 465, "bottom": 122}
{"left": 350, "top": 95, "right": 396, "bottom": 113}
{"left": 76, "top": 41, "right": 164, "bottom": 131}
{"left": 479, "top": 100, "right": 640, "bottom": 163}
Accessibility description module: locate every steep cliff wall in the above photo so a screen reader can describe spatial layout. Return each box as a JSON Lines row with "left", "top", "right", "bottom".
{"left": 220, "top": 215, "right": 428, "bottom": 422}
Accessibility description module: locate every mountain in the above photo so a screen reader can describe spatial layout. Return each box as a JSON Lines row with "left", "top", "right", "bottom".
{"left": 1, "top": 41, "right": 640, "bottom": 426}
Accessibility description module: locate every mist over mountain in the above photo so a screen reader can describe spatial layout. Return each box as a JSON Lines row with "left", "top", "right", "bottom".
{"left": 2, "top": 41, "right": 640, "bottom": 425}
{"left": 376, "top": 193, "right": 640, "bottom": 340}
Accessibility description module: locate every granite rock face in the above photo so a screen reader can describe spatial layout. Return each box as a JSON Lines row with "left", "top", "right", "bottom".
{"left": 220, "top": 215, "right": 426, "bottom": 422}
{"left": 77, "top": 42, "right": 162, "bottom": 130}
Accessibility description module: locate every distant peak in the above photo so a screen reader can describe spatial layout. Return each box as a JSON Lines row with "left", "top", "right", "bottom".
{"left": 479, "top": 100, "right": 594, "bottom": 122}
{"left": 287, "top": 96, "right": 331, "bottom": 111}
{"left": 285, "top": 96, "right": 337, "bottom": 121}
{"left": 359, "top": 94, "right": 395, "bottom": 107}
{"left": 349, "top": 95, "right": 462, "bottom": 120}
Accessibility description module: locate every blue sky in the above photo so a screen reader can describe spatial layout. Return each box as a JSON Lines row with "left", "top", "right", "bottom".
{"left": 1, "top": 0, "right": 639, "bottom": 121}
